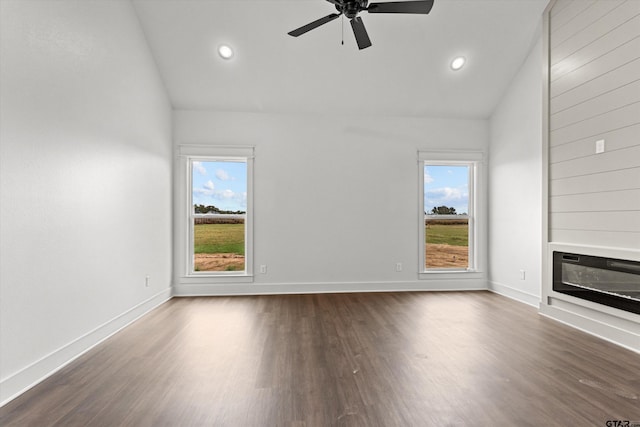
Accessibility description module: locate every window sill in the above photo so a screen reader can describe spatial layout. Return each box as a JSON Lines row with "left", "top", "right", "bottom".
{"left": 419, "top": 270, "right": 484, "bottom": 281}
{"left": 179, "top": 274, "right": 254, "bottom": 285}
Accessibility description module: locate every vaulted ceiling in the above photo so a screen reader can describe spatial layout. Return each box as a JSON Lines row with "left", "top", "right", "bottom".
{"left": 132, "top": 0, "right": 548, "bottom": 118}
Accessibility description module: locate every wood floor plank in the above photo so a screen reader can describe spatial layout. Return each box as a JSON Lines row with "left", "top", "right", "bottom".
{"left": 1, "top": 292, "right": 638, "bottom": 426}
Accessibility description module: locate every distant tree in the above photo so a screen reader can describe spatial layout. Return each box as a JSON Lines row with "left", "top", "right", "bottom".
{"left": 194, "top": 204, "right": 219, "bottom": 214}
{"left": 193, "top": 204, "right": 246, "bottom": 215}
{"left": 430, "top": 206, "right": 457, "bottom": 215}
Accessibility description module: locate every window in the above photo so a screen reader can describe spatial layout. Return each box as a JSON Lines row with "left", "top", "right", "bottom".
{"left": 190, "top": 159, "right": 248, "bottom": 274}
{"left": 419, "top": 152, "right": 481, "bottom": 273}
{"left": 177, "top": 145, "right": 254, "bottom": 279}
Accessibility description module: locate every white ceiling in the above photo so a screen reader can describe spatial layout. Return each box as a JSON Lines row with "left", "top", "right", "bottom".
{"left": 132, "top": 0, "right": 548, "bottom": 119}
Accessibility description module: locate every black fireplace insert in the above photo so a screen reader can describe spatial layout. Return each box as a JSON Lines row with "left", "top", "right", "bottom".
{"left": 553, "top": 252, "right": 640, "bottom": 315}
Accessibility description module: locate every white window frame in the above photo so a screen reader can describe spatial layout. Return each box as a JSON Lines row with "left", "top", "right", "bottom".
{"left": 418, "top": 151, "right": 484, "bottom": 278}
{"left": 176, "top": 145, "right": 254, "bottom": 283}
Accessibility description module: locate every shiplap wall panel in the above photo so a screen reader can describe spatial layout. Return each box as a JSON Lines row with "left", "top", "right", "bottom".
{"left": 550, "top": 0, "right": 625, "bottom": 48}
{"left": 550, "top": 145, "right": 640, "bottom": 179}
{"left": 551, "top": 211, "right": 640, "bottom": 232}
{"left": 550, "top": 189, "right": 640, "bottom": 212}
{"left": 550, "top": 58, "right": 640, "bottom": 114}
{"left": 552, "top": 229, "right": 640, "bottom": 248}
{"left": 551, "top": 0, "right": 631, "bottom": 60}
{"left": 551, "top": 0, "right": 598, "bottom": 33}
{"left": 551, "top": 18, "right": 640, "bottom": 80}
{"left": 550, "top": 123, "right": 640, "bottom": 163}
{"left": 550, "top": 37, "right": 640, "bottom": 97}
{"left": 549, "top": 0, "right": 640, "bottom": 249}
{"left": 550, "top": 0, "right": 576, "bottom": 18}
{"left": 552, "top": 24, "right": 640, "bottom": 83}
{"left": 550, "top": 102, "right": 640, "bottom": 145}
{"left": 551, "top": 167, "right": 640, "bottom": 195}
{"left": 550, "top": 79, "right": 640, "bottom": 130}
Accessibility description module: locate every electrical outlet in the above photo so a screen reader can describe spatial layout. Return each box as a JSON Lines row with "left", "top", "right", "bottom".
{"left": 595, "top": 139, "right": 605, "bottom": 154}
{"left": 396, "top": 262, "right": 402, "bottom": 272}
{"left": 260, "top": 265, "right": 267, "bottom": 274}
{"left": 145, "top": 275, "right": 150, "bottom": 287}
{"left": 519, "top": 270, "right": 526, "bottom": 280}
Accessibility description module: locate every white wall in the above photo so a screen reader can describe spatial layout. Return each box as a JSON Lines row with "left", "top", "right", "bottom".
{"left": 173, "top": 111, "right": 489, "bottom": 295}
{"left": 0, "top": 0, "right": 172, "bottom": 404}
{"left": 488, "top": 33, "right": 543, "bottom": 307}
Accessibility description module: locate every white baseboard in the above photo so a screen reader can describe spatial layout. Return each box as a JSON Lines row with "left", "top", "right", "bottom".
{"left": 540, "top": 300, "right": 640, "bottom": 355}
{"left": 0, "top": 288, "right": 172, "bottom": 407}
{"left": 173, "top": 279, "right": 488, "bottom": 296}
{"left": 488, "top": 280, "right": 540, "bottom": 308}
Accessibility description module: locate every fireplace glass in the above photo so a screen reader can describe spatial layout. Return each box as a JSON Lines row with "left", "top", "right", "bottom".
{"left": 553, "top": 252, "right": 640, "bottom": 315}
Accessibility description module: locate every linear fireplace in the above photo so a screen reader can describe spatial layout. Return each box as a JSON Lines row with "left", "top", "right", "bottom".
{"left": 553, "top": 252, "right": 640, "bottom": 315}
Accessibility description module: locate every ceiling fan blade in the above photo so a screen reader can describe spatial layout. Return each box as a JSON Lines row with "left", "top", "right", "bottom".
{"left": 288, "top": 13, "right": 341, "bottom": 37}
{"left": 367, "top": 0, "right": 434, "bottom": 14}
{"left": 350, "top": 17, "right": 372, "bottom": 50}
{"left": 325, "top": 0, "right": 344, "bottom": 5}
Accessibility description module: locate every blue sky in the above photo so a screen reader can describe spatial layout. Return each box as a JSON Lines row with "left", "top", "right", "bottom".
{"left": 424, "top": 165, "right": 469, "bottom": 215}
{"left": 192, "top": 160, "right": 466, "bottom": 214}
{"left": 192, "top": 160, "right": 247, "bottom": 212}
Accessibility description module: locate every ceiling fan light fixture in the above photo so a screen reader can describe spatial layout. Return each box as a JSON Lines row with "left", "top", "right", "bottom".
{"left": 218, "top": 44, "right": 234, "bottom": 60}
{"left": 451, "top": 56, "right": 466, "bottom": 71}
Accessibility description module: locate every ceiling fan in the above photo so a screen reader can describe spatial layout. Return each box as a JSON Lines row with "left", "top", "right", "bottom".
{"left": 288, "top": 0, "right": 434, "bottom": 50}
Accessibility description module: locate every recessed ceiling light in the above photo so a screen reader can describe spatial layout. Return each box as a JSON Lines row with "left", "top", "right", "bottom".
{"left": 218, "top": 44, "right": 234, "bottom": 60}
{"left": 451, "top": 56, "right": 466, "bottom": 71}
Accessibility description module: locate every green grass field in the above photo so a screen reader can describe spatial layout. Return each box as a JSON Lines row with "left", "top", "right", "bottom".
{"left": 425, "top": 224, "right": 469, "bottom": 246}
{"left": 195, "top": 223, "right": 465, "bottom": 255}
{"left": 194, "top": 223, "right": 245, "bottom": 255}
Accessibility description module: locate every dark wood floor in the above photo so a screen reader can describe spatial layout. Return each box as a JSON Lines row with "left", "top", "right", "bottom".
{"left": 1, "top": 291, "right": 639, "bottom": 426}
